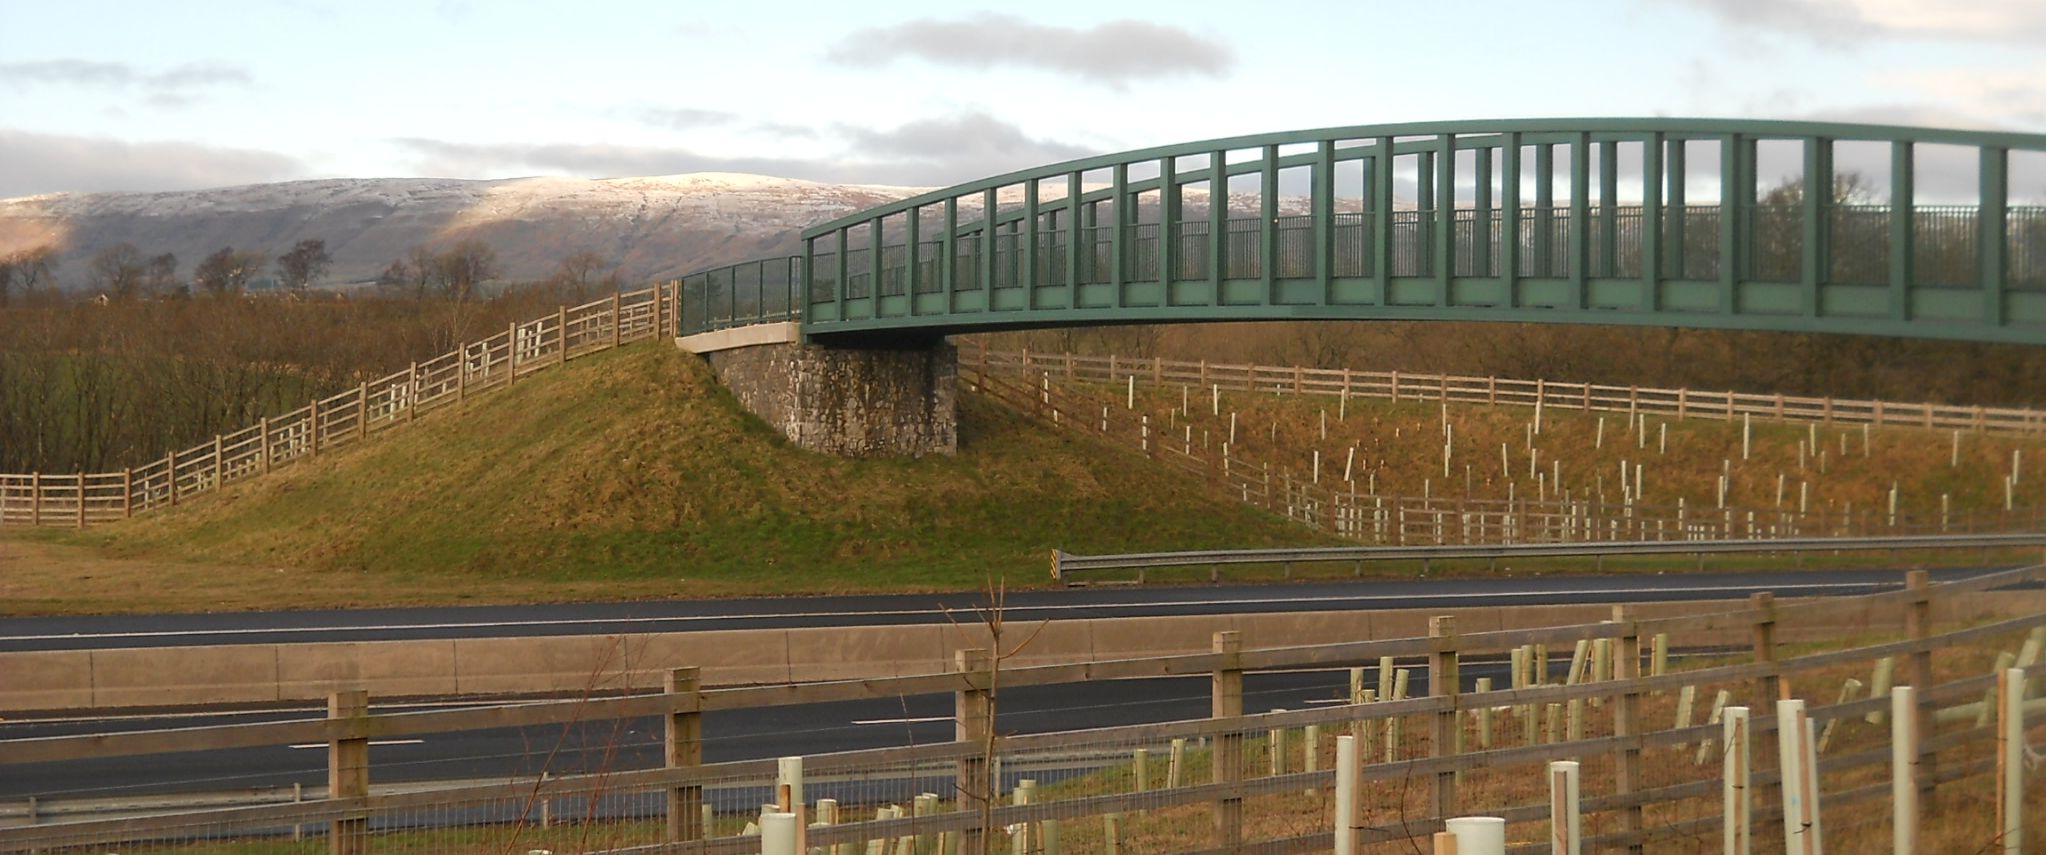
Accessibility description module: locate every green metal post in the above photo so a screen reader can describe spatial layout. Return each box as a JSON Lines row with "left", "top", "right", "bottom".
{"left": 981, "top": 188, "right": 997, "bottom": 297}
{"left": 1666, "top": 138, "right": 1686, "bottom": 279}
{"left": 1418, "top": 147, "right": 1435, "bottom": 277}
{"left": 1159, "top": 156, "right": 1178, "bottom": 290}
{"left": 1802, "top": 137, "right": 1829, "bottom": 315}
{"left": 1111, "top": 162, "right": 1127, "bottom": 302}
{"left": 1435, "top": 135, "right": 1455, "bottom": 300}
{"left": 1889, "top": 141, "right": 1914, "bottom": 321}
{"left": 1535, "top": 144, "right": 1555, "bottom": 277}
{"left": 1209, "top": 150, "right": 1226, "bottom": 291}
{"left": 1023, "top": 178, "right": 1039, "bottom": 300}
{"left": 1315, "top": 140, "right": 1335, "bottom": 298}
{"left": 1642, "top": 132, "right": 1663, "bottom": 309}
{"left": 1373, "top": 139, "right": 1394, "bottom": 295}
{"left": 1571, "top": 134, "right": 1591, "bottom": 307}
{"left": 1719, "top": 135, "right": 1745, "bottom": 313}
{"left": 1475, "top": 140, "right": 1493, "bottom": 278}
{"left": 835, "top": 228, "right": 848, "bottom": 315}
{"left": 1599, "top": 140, "right": 1619, "bottom": 278}
{"left": 904, "top": 204, "right": 921, "bottom": 314}
{"left": 1067, "top": 171, "right": 1082, "bottom": 303}
{"left": 1261, "top": 143, "right": 1278, "bottom": 298}
{"left": 801, "top": 237, "right": 815, "bottom": 326}
{"left": 869, "top": 216, "right": 884, "bottom": 315}
{"left": 1981, "top": 146, "right": 2008, "bottom": 325}
{"left": 1502, "top": 133, "right": 1522, "bottom": 299}
{"left": 942, "top": 197, "right": 958, "bottom": 307}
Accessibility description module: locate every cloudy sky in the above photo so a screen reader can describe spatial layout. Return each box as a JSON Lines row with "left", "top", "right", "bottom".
{"left": 1, "top": 0, "right": 2042, "bottom": 198}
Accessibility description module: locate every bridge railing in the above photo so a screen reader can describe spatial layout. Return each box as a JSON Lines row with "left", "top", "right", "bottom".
{"left": 720, "top": 118, "right": 2046, "bottom": 344}
{"left": 0, "top": 284, "right": 679, "bottom": 528}
{"left": 4, "top": 564, "right": 2042, "bottom": 854}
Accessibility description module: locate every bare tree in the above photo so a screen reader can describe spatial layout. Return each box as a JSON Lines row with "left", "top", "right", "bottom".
{"left": 275, "top": 238, "right": 332, "bottom": 293}
{"left": 145, "top": 253, "right": 180, "bottom": 297}
{"left": 88, "top": 243, "right": 147, "bottom": 299}
{"left": 193, "top": 246, "right": 265, "bottom": 297}
{"left": 548, "top": 250, "right": 619, "bottom": 302}
{"left": 5, "top": 246, "right": 58, "bottom": 304}
{"left": 434, "top": 238, "right": 498, "bottom": 302}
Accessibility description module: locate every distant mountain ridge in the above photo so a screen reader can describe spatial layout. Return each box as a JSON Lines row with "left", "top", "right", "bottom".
{"left": 0, "top": 173, "right": 929, "bottom": 290}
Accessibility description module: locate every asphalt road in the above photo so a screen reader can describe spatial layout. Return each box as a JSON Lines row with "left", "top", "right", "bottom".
{"left": 2, "top": 667, "right": 1510, "bottom": 804}
{"left": 1, "top": 564, "right": 2020, "bottom": 810}
{"left": 0, "top": 565, "right": 2003, "bottom": 652}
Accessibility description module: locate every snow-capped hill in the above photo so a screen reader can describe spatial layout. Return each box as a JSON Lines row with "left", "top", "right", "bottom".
{"left": 0, "top": 173, "right": 929, "bottom": 288}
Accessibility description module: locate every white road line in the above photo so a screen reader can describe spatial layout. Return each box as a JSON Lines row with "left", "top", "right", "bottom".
{"left": 849, "top": 716, "right": 952, "bottom": 725}
{"left": 0, "top": 580, "right": 1914, "bottom": 644}
{"left": 287, "top": 739, "right": 425, "bottom": 749}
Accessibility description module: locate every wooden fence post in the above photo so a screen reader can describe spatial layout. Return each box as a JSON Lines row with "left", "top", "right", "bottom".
{"left": 212, "top": 435, "right": 224, "bottom": 487}
{"left": 1749, "top": 592, "right": 1778, "bottom": 705}
{"left": 75, "top": 474, "right": 85, "bottom": 529}
{"left": 165, "top": 451, "right": 177, "bottom": 506}
{"left": 666, "top": 667, "right": 704, "bottom": 844}
{"left": 356, "top": 382, "right": 368, "bottom": 439}
{"left": 405, "top": 362, "right": 418, "bottom": 423}
{"left": 507, "top": 322, "right": 519, "bottom": 384}
{"left": 328, "top": 689, "right": 369, "bottom": 855}
{"left": 956, "top": 648, "right": 993, "bottom": 855}
{"left": 308, "top": 401, "right": 320, "bottom": 457}
{"left": 29, "top": 472, "right": 39, "bottom": 525}
{"left": 1429, "top": 616, "right": 1461, "bottom": 821}
{"left": 259, "top": 417, "right": 272, "bottom": 475}
{"left": 612, "top": 292, "right": 623, "bottom": 347}
{"left": 1611, "top": 606, "right": 1643, "bottom": 854}
{"left": 557, "top": 306, "right": 569, "bottom": 364}
{"left": 1212, "top": 631, "right": 1244, "bottom": 853}
{"left": 122, "top": 468, "right": 133, "bottom": 519}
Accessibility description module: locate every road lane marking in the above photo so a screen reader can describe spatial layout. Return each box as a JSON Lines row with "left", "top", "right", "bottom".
{"left": 0, "top": 579, "right": 1937, "bottom": 645}
{"left": 288, "top": 739, "right": 425, "bottom": 749}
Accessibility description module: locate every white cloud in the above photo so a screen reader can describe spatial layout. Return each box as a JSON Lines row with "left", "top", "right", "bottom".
{"left": 827, "top": 14, "right": 1233, "bottom": 86}
{"left": 1663, "top": 0, "right": 2046, "bottom": 45}
{"left": 0, "top": 129, "right": 305, "bottom": 197}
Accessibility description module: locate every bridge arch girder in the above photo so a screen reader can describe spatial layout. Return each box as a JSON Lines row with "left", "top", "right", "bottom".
{"left": 675, "top": 118, "right": 2046, "bottom": 346}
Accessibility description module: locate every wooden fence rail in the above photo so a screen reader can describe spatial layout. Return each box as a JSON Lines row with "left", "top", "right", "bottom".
{"left": 3, "top": 564, "right": 2043, "bottom": 853}
{"left": 0, "top": 284, "right": 679, "bottom": 528}
{"left": 967, "top": 346, "right": 2046, "bottom": 437}
{"left": 964, "top": 360, "right": 2046, "bottom": 552}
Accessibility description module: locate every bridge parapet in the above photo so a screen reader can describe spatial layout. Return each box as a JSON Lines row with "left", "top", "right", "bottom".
{"left": 678, "top": 118, "right": 2046, "bottom": 345}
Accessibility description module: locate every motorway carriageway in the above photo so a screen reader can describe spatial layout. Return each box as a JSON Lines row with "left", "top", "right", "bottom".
{"left": 0, "top": 566, "right": 2010, "bottom": 652}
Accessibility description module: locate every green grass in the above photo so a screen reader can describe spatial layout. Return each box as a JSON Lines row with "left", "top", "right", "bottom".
{"left": 4, "top": 341, "right": 1330, "bottom": 613}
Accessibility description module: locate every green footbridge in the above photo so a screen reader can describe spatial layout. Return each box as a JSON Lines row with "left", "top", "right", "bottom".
{"left": 678, "top": 118, "right": 2046, "bottom": 346}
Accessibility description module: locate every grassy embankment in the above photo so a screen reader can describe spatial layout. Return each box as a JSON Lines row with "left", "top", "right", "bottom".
{"left": 0, "top": 342, "right": 1328, "bottom": 614}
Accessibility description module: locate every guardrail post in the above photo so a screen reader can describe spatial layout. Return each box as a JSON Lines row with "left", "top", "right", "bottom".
{"left": 328, "top": 689, "right": 369, "bottom": 855}
{"left": 1429, "top": 616, "right": 1460, "bottom": 821}
{"left": 1611, "top": 606, "right": 1643, "bottom": 854}
{"left": 957, "top": 648, "right": 993, "bottom": 855}
{"left": 666, "top": 667, "right": 705, "bottom": 844}
{"left": 1212, "top": 630, "right": 1244, "bottom": 853}
{"left": 1902, "top": 570, "right": 1936, "bottom": 808}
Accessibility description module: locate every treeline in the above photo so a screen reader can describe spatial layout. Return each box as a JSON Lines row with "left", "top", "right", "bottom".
{"left": 0, "top": 238, "right": 633, "bottom": 473}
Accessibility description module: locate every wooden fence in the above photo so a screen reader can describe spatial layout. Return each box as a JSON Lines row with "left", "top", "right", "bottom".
{"left": 967, "top": 347, "right": 2046, "bottom": 437}
{"left": 0, "top": 285, "right": 678, "bottom": 528}
{"left": 3, "top": 564, "right": 2042, "bottom": 853}
{"left": 962, "top": 359, "right": 2046, "bottom": 550}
